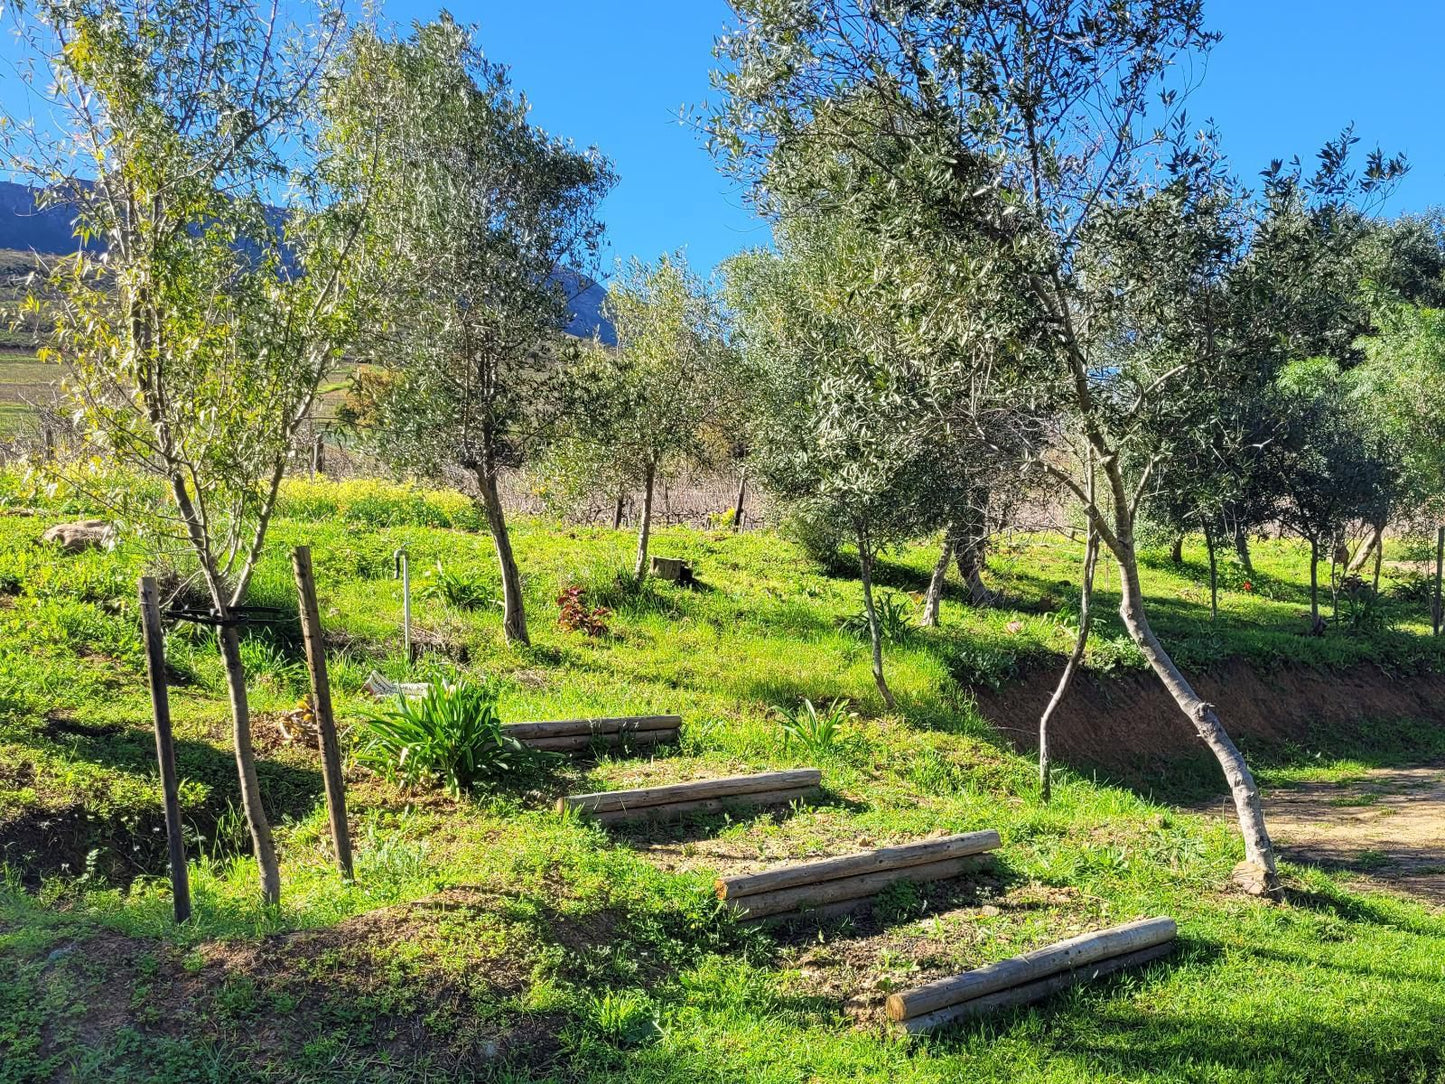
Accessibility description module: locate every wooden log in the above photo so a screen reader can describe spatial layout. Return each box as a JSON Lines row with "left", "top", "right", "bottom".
{"left": 291, "top": 546, "right": 354, "bottom": 881}
{"left": 525, "top": 728, "right": 679, "bottom": 754}
{"left": 504, "top": 715, "right": 681, "bottom": 740}
{"left": 139, "top": 577, "right": 191, "bottom": 924}
{"left": 896, "top": 941, "right": 1176, "bottom": 1034}
{"left": 886, "top": 916, "right": 1176, "bottom": 1022}
{"left": 726, "top": 855, "right": 980, "bottom": 921}
{"left": 558, "top": 769, "right": 822, "bottom": 814}
{"left": 592, "top": 785, "right": 817, "bottom": 825}
{"left": 717, "top": 830, "right": 1000, "bottom": 901}
{"left": 739, "top": 860, "right": 992, "bottom": 927}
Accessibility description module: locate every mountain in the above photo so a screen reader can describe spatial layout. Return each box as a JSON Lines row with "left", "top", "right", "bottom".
{"left": 0, "top": 180, "right": 615, "bottom": 345}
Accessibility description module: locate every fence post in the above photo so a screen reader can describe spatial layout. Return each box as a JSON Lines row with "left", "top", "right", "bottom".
{"left": 291, "top": 545, "right": 354, "bottom": 880}
{"left": 138, "top": 577, "right": 191, "bottom": 923}
{"left": 394, "top": 547, "right": 412, "bottom": 662}
{"left": 1434, "top": 526, "right": 1443, "bottom": 637}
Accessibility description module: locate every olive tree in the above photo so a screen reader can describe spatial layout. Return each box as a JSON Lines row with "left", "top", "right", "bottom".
{"left": 326, "top": 18, "right": 614, "bottom": 644}
{"left": 570, "top": 254, "right": 731, "bottom": 581}
{"left": 712, "top": 0, "right": 1320, "bottom": 891}
{"left": 10, "top": 0, "right": 370, "bottom": 904}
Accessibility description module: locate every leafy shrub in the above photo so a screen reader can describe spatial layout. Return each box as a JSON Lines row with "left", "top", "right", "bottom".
{"left": 351, "top": 676, "right": 523, "bottom": 795}
{"left": 556, "top": 586, "right": 611, "bottom": 636}
{"left": 840, "top": 592, "right": 915, "bottom": 643}
{"left": 781, "top": 504, "right": 848, "bottom": 570}
{"left": 772, "top": 696, "right": 853, "bottom": 758}
{"left": 419, "top": 561, "right": 495, "bottom": 610}
{"left": 1386, "top": 568, "right": 1435, "bottom": 605}
{"left": 582, "top": 990, "right": 662, "bottom": 1047}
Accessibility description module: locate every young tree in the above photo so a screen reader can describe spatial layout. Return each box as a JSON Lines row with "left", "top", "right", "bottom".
{"left": 327, "top": 18, "right": 615, "bottom": 644}
{"left": 727, "top": 216, "right": 956, "bottom": 712}
{"left": 11, "top": 0, "right": 369, "bottom": 904}
{"left": 574, "top": 254, "right": 731, "bottom": 582}
{"left": 711, "top": 0, "right": 1342, "bottom": 891}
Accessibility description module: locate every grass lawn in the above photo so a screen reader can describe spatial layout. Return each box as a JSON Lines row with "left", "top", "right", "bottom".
{"left": 1, "top": 473, "right": 1444, "bottom": 1083}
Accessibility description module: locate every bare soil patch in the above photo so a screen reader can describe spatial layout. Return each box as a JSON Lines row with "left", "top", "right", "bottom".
{"left": 1248, "top": 766, "right": 1445, "bottom": 905}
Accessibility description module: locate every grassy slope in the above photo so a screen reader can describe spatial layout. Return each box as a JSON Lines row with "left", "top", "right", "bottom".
{"left": 1, "top": 475, "right": 1444, "bottom": 1083}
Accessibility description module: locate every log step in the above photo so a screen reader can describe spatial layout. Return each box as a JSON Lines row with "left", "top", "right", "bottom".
{"left": 504, "top": 715, "right": 681, "bottom": 740}
{"left": 888, "top": 917, "right": 1177, "bottom": 1033}
{"left": 717, "top": 830, "right": 1001, "bottom": 901}
{"left": 558, "top": 769, "right": 821, "bottom": 815}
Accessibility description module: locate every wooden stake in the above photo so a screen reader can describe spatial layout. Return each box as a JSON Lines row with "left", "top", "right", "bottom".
{"left": 138, "top": 577, "right": 191, "bottom": 923}
{"left": 291, "top": 546, "right": 354, "bottom": 881}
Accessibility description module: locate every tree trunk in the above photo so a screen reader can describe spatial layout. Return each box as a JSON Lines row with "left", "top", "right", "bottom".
{"left": 1308, "top": 538, "right": 1320, "bottom": 626}
{"left": 1347, "top": 523, "right": 1383, "bottom": 575}
{"left": 856, "top": 527, "right": 897, "bottom": 712}
{"left": 1170, "top": 534, "right": 1184, "bottom": 565}
{"left": 1038, "top": 523, "right": 1099, "bottom": 803}
{"left": 732, "top": 470, "right": 747, "bottom": 530}
{"left": 218, "top": 624, "right": 282, "bottom": 905}
{"left": 1372, "top": 535, "right": 1384, "bottom": 595}
{"left": 634, "top": 460, "right": 656, "bottom": 582}
{"left": 1233, "top": 523, "right": 1255, "bottom": 577}
{"left": 1203, "top": 522, "right": 1218, "bottom": 622}
{"left": 612, "top": 491, "right": 626, "bottom": 530}
{"left": 475, "top": 465, "right": 529, "bottom": 646}
{"left": 952, "top": 498, "right": 997, "bottom": 607}
{"left": 921, "top": 534, "right": 953, "bottom": 629}
{"left": 1112, "top": 540, "right": 1278, "bottom": 892}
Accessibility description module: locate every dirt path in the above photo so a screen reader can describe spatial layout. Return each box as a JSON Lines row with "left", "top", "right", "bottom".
{"left": 1257, "top": 766, "right": 1445, "bottom": 905}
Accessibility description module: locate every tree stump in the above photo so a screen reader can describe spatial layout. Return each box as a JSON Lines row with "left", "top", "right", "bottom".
{"left": 650, "top": 556, "right": 695, "bottom": 585}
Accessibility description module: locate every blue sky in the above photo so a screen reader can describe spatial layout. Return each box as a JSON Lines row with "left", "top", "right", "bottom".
{"left": 382, "top": 0, "right": 1443, "bottom": 281}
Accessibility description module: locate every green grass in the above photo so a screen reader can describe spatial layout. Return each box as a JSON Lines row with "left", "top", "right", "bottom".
{"left": 1, "top": 472, "right": 1444, "bottom": 1082}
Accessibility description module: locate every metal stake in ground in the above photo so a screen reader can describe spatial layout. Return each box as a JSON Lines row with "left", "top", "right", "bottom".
{"left": 138, "top": 576, "right": 191, "bottom": 923}
{"left": 291, "top": 546, "right": 354, "bottom": 881}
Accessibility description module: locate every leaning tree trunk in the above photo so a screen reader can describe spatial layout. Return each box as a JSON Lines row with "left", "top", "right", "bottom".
{"left": 921, "top": 534, "right": 954, "bottom": 628}
{"left": 475, "top": 465, "right": 529, "bottom": 646}
{"left": 612, "top": 491, "right": 626, "bottom": 530}
{"left": 1347, "top": 522, "right": 1383, "bottom": 575}
{"left": 1113, "top": 537, "right": 1278, "bottom": 892}
{"left": 732, "top": 469, "right": 748, "bottom": 530}
{"left": 855, "top": 526, "right": 897, "bottom": 712}
{"left": 634, "top": 460, "right": 656, "bottom": 582}
{"left": 1038, "top": 521, "right": 1099, "bottom": 803}
{"left": 218, "top": 623, "right": 282, "bottom": 905}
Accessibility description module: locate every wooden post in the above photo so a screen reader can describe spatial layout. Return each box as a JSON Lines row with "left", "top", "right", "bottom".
{"left": 41, "top": 426, "right": 55, "bottom": 462}
{"left": 311, "top": 435, "right": 325, "bottom": 478}
{"left": 1434, "top": 525, "right": 1443, "bottom": 637}
{"left": 291, "top": 546, "right": 354, "bottom": 880}
{"left": 138, "top": 577, "right": 191, "bottom": 923}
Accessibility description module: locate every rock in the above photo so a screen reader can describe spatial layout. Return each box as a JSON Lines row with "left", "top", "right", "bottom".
{"left": 41, "top": 520, "right": 114, "bottom": 553}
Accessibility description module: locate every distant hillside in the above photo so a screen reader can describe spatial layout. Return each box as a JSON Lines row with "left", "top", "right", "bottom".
{"left": 0, "top": 181, "right": 615, "bottom": 346}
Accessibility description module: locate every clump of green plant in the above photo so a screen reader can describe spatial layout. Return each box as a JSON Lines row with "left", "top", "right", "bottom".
{"left": 556, "top": 585, "right": 611, "bottom": 636}
{"left": 419, "top": 561, "right": 495, "bottom": 610}
{"left": 582, "top": 989, "right": 662, "bottom": 1048}
{"left": 772, "top": 696, "right": 853, "bottom": 758}
{"left": 352, "top": 676, "right": 522, "bottom": 795}
{"left": 839, "top": 591, "right": 914, "bottom": 643}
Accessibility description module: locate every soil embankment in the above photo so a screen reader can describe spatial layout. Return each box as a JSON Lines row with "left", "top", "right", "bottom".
{"left": 974, "top": 658, "right": 1445, "bottom": 781}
